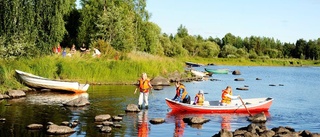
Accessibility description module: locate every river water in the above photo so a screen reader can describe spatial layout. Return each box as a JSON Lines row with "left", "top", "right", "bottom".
{"left": 0, "top": 66, "right": 320, "bottom": 136}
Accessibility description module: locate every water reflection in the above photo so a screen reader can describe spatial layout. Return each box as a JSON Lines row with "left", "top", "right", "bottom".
{"left": 137, "top": 110, "right": 149, "bottom": 137}
{"left": 167, "top": 110, "right": 271, "bottom": 132}
{"left": 25, "top": 91, "right": 89, "bottom": 105}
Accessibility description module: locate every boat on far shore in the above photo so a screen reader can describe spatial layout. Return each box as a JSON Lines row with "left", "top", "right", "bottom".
{"left": 15, "top": 70, "right": 89, "bottom": 93}
{"left": 204, "top": 68, "right": 229, "bottom": 74}
{"left": 185, "top": 61, "right": 205, "bottom": 67}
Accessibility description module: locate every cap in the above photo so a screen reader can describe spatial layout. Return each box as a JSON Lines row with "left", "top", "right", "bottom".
{"left": 199, "top": 90, "right": 204, "bottom": 94}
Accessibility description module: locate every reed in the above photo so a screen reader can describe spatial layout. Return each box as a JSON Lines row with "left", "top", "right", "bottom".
{"left": 0, "top": 51, "right": 184, "bottom": 92}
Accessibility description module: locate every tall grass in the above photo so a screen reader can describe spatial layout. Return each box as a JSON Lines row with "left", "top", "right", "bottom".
{"left": 0, "top": 51, "right": 184, "bottom": 92}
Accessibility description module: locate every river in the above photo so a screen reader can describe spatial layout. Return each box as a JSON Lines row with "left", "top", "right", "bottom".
{"left": 0, "top": 66, "right": 319, "bottom": 136}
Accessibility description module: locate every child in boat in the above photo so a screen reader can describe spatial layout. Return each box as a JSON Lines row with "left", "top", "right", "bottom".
{"left": 172, "top": 82, "right": 191, "bottom": 104}
{"left": 193, "top": 90, "right": 205, "bottom": 105}
{"left": 221, "top": 86, "right": 240, "bottom": 106}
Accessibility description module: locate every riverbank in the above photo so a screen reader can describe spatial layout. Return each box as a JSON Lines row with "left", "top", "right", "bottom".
{"left": 1, "top": 51, "right": 319, "bottom": 93}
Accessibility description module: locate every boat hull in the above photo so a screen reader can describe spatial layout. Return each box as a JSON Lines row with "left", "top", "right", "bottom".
{"left": 204, "top": 68, "right": 229, "bottom": 74}
{"left": 165, "top": 97, "right": 272, "bottom": 113}
{"left": 15, "top": 70, "right": 89, "bottom": 93}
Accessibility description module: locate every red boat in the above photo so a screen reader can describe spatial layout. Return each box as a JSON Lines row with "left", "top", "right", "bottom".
{"left": 165, "top": 97, "right": 273, "bottom": 113}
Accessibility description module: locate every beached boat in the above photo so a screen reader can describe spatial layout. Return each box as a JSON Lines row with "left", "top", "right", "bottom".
{"left": 165, "top": 97, "right": 273, "bottom": 113}
{"left": 185, "top": 61, "right": 204, "bottom": 67}
{"left": 15, "top": 70, "right": 89, "bottom": 93}
{"left": 204, "top": 68, "right": 229, "bottom": 74}
{"left": 190, "top": 69, "right": 207, "bottom": 77}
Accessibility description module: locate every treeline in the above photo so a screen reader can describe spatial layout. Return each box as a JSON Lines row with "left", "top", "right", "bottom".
{"left": 0, "top": 0, "right": 319, "bottom": 60}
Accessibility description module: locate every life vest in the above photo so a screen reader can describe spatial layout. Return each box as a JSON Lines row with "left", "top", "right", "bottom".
{"left": 221, "top": 90, "right": 232, "bottom": 104}
{"left": 176, "top": 85, "right": 188, "bottom": 100}
{"left": 139, "top": 78, "right": 151, "bottom": 92}
{"left": 195, "top": 94, "right": 204, "bottom": 105}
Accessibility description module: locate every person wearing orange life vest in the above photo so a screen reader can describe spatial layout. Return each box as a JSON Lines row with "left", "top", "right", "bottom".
{"left": 193, "top": 90, "right": 205, "bottom": 105}
{"left": 172, "top": 81, "right": 190, "bottom": 104}
{"left": 134, "top": 73, "right": 153, "bottom": 109}
{"left": 221, "top": 86, "right": 240, "bottom": 106}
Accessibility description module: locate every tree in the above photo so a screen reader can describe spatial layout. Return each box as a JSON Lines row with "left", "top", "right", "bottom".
{"left": 176, "top": 24, "right": 189, "bottom": 38}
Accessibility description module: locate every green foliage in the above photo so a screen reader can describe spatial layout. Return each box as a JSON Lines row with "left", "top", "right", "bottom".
{"left": 90, "top": 39, "right": 117, "bottom": 58}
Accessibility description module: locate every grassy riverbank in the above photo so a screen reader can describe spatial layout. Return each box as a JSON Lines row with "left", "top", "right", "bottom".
{"left": 1, "top": 51, "right": 319, "bottom": 93}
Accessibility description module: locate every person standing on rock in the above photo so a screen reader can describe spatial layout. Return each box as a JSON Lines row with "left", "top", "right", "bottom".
{"left": 134, "top": 73, "right": 153, "bottom": 109}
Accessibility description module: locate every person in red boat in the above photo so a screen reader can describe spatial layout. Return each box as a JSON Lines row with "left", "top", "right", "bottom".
{"left": 221, "top": 86, "right": 240, "bottom": 106}
{"left": 193, "top": 90, "right": 205, "bottom": 105}
{"left": 172, "top": 81, "right": 190, "bottom": 104}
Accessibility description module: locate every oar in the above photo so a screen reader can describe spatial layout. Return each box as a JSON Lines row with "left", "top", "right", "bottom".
{"left": 239, "top": 97, "right": 252, "bottom": 117}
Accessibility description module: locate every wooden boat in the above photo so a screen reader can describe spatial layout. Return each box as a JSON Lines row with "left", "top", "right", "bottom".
{"left": 15, "top": 70, "right": 89, "bottom": 93}
{"left": 165, "top": 97, "right": 273, "bottom": 113}
{"left": 204, "top": 68, "right": 229, "bottom": 74}
{"left": 185, "top": 61, "right": 204, "bottom": 67}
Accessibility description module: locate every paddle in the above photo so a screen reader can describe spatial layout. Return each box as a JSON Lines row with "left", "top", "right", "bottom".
{"left": 239, "top": 97, "right": 252, "bottom": 117}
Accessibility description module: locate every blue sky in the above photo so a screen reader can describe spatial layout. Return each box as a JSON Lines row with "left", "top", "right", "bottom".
{"left": 146, "top": 0, "right": 320, "bottom": 43}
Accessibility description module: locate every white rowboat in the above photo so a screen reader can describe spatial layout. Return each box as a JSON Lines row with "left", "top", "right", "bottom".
{"left": 15, "top": 70, "right": 89, "bottom": 93}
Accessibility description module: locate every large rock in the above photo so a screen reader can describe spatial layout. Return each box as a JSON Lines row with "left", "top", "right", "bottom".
{"left": 125, "top": 104, "right": 140, "bottom": 112}
{"left": 150, "top": 76, "right": 170, "bottom": 86}
{"left": 46, "top": 124, "right": 75, "bottom": 135}
{"left": 63, "top": 96, "right": 90, "bottom": 107}
{"left": 248, "top": 112, "right": 267, "bottom": 123}
{"left": 167, "top": 71, "right": 182, "bottom": 82}
{"left": 5, "top": 90, "right": 26, "bottom": 98}
{"left": 95, "top": 114, "right": 111, "bottom": 122}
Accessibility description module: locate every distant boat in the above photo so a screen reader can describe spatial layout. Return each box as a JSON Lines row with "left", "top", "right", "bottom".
{"left": 15, "top": 70, "right": 89, "bottom": 93}
{"left": 165, "top": 97, "right": 273, "bottom": 113}
{"left": 204, "top": 68, "right": 229, "bottom": 74}
{"left": 185, "top": 61, "right": 204, "bottom": 67}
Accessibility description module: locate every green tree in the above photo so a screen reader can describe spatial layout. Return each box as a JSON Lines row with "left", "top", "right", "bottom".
{"left": 176, "top": 24, "right": 189, "bottom": 38}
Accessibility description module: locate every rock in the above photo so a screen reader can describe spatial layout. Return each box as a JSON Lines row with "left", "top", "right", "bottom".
{"left": 100, "top": 126, "right": 112, "bottom": 133}
{"left": 46, "top": 124, "right": 75, "bottom": 135}
{"left": 213, "top": 129, "right": 233, "bottom": 137}
{"left": 0, "top": 93, "right": 3, "bottom": 100}
{"left": 95, "top": 114, "right": 111, "bottom": 122}
{"left": 61, "top": 121, "right": 70, "bottom": 126}
{"left": 232, "top": 70, "right": 241, "bottom": 75}
{"left": 150, "top": 76, "right": 170, "bottom": 86}
{"left": 63, "top": 96, "right": 90, "bottom": 107}
{"left": 118, "top": 114, "right": 125, "bottom": 117}
{"left": 113, "top": 123, "right": 122, "bottom": 128}
{"left": 234, "top": 78, "right": 245, "bottom": 81}
{"left": 102, "top": 121, "right": 113, "bottom": 126}
{"left": 259, "top": 130, "right": 275, "bottom": 137}
{"left": 248, "top": 112, "right": 267, "bottom": 123}
{"left": 236, "top": 87, "right": 249, "bottom": 90}
{"left": 112, "top": 116, "right": 122, "bottom": 121}
{"left": 167, "top": 71, "right": 181, "bottom": 82}
{"left": 5, "top": 90, "right": 26, "bottom": 98}
{"left": 27, "top": 124, "right": 43, "bottom": 130}
{"left": 152, "top": 85, "right": 163, "bottom": 90}
{"left": 183, "top": 117, "right": 210, "bottom": 124}
{"left": 125, "top": 104, "right": 140, "bottom": 112}
{"left": 149, "top": 118, "right": 165, "bottom": 124}
{"left": 0, "top": 118, "right": 6, "bottom": 121}
{"left": 256, "top": 78, "right": 262, "bottom": 80}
